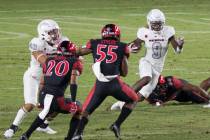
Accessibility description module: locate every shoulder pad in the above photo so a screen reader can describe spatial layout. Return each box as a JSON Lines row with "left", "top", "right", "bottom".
{"left": 164, "top": 26, "right": 175, "bottom": 39}
{"left": 29, "top": 37, "right": 45, "bottom": 52}
{"left": 137, "top": 27, "right": 148, "bottom": 40}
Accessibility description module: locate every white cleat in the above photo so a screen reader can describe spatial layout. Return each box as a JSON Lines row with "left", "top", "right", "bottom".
{"left": 110, "top": 101, "right": 125, "bottom": 111}
{"left": 4, "top": 129, "right": 15, "bottom": 139}
{"left": 36, "top": 126, "right": 57, "bottom": 134}
{"left": 203, "top": 104, "right": 210, "bottom": 108}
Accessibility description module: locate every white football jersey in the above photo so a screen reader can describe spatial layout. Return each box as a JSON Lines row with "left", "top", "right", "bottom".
{"left": 28, "top": 36, "right": 69, "bottom": 80}
{"left": 137, "top": 26, "right": 175, "bottom": 72}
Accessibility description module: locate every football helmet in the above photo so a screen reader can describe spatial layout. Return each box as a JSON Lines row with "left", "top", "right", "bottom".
{"left": 37, "top": 19, "right": 61, "bottom": 45}
{"left": 101, "top": 24, "right": 120, "bottom": 40}
{"left": 147, "top": 9, "right": 165, "bottom": 31}
{"left": 57, "top": 41, "right": 76, "bottom": 56}
{"left": 158, "top": 75, "right": 166, "bottom": 84}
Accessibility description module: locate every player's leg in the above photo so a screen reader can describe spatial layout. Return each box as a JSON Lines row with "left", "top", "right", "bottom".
{"left": 110, "top": 78, "right": 139, "bottom": 138}
{"left": 65, "top": 112, "right": 81, "bottom": 140}
{"left": 73, "top": 83, "right": 107, "bottom": 139}
{"left": 4, "top": 70, "right": 37, "bottom": 138}
{"left": 138, "top": 67, "right": 160, "bottom": 101}
{"left": 52, "top": 97, "right": 82, "bottom": 140}
{"left": 132, "top": 58, "right": 152, "bottom": 93}
{"left": 20, "top": 94, "right": 54, "bottom": 139}
{"left": 110, "top": 59, "right": 152, "bottom": 111}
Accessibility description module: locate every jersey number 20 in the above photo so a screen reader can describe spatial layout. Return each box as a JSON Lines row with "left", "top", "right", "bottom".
{"left": 45, "top": 60, "right": 69, "bottom": 77}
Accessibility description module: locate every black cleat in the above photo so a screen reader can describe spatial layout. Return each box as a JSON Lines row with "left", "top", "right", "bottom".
{"left": 110, "top": 123, "right": 121, "bottom": 139}
{"left": 19, "top": 134, "right": 29, "bottom": 140}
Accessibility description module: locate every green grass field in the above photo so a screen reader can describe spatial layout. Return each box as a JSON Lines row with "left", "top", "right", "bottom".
{"left": 1, "top": 0, "right": 210, "bottom": 139}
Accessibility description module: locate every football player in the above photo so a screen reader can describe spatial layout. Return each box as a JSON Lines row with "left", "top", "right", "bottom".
{"left": 147, "top": 75, "right": 210, "bottom": 105}
{"left": 130, "top": 9, "right": 184, "bottom": 101}
{"left": 71, "top": 24, "right": 139, "bottom": 140}
{"left": 111, "top": 75, "right": 210, "bottom": 110}
{"left": 111, "top": 9, "right": 184, "bottom": 111}
{"left": 19, "top": 41, "right": 83, "bottom": 140}
{"left": 4, "top": 19, "right": 68, "bottom": 138}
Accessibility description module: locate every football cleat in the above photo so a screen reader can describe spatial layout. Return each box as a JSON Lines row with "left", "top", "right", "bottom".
{"left": 4, "top": 125, "right": 18, "bottom": 139}
{"left": 203, "top": 103, "right": 210, "bottom": 108}
{"left": 4, "top": 129, "right": 15, "bottom": 139}
{"left": 110, "top": 101, "right": 125, "bottom": 111}
{"left": 36, "top": 126, "right": 57, "bottom": 134}
{"left": 110, "top": 123, "right": 121, "bottom": 139}
{"left": 19, "top": 134, "right": 28, "bottom": 140}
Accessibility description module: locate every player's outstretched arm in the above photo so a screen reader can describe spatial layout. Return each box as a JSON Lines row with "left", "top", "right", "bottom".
{"left": 200, "top": 77, "right": 210, "bottom": 91}
{"left": 182, "top": 82, "right": 210, "bottom": 100}
{"left": 76, "top": 46, "right": 92, "bottom": 56}
{"left": 169, "top": 36, "right": 184, "bottom": 54}
{"left": 32, "top": 51, "right": 48, "bottom": 64}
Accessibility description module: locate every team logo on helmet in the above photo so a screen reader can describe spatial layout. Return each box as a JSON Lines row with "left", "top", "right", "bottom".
{"left": 101, "top": 24, "right": 120, "bottom": 40}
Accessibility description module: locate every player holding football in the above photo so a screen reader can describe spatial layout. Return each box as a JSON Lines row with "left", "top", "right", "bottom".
{"left": 71, "top": 24, "right": 139, "bottom": 140}
{"left": 4, "top": 19, "right": 68, "bottom": 138}
{"left": 111, "top": 9, "right": 184, "bottom": 110}
{"left": 19, "top": 40, "right": 83, "bottom": 140}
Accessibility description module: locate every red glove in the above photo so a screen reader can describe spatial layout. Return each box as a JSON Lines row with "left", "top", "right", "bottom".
{"left": 67, "top": 42, "right": 76, "bottom": 54}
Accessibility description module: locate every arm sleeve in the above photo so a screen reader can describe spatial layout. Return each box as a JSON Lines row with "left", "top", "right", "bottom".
{"left": 70, "top": 84, "right": 77, "bottom": 102}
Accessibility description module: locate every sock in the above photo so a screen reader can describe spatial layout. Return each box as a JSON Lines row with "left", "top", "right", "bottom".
{"left": 12, "top": 108, "right": 28, "bottom": 126}
{"left": 10, "top": 124, "right": 18, "bottom": 133}
{"left": 25, "top": 116, "right": 44, "bottom": 138}
{"left": 76, "top": 117, "right": 88, "bottom": 135}
{"left": 39, "top": 120, "right": 49, "bottom": 129}
{"left": 66, "top": 117, "right": 80, "bottom": 139}
{"left": 114, "top": 106, "right": 132, "bottom": 127}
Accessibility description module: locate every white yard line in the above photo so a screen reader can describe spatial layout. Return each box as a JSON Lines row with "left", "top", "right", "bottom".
{"left": 0, "top": 31, "right": 30, "bottom": 40}
{"left": 0, "top": 4, "right": 210, "bottom": 13}
{"left": 167, "top": 17, "right": 210, "bottom": 26}
{"left": 126, "top": 12, "right": 209, "bottom": 17}
{"left": 0, "top": 21, "right": 34, "bottom": 27}
{"left": 200, "top": 18, "right": 210, "bottom": 21}
{"left": 0, "top": 15, "right": 113, "bottom": 22}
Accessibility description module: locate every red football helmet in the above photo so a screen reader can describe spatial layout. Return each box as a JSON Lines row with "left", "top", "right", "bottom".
{"left": 57, "top": 41, "right": 76, "bottom": 56}
{"left": 158, "top": 75, "right": 166, "bottom": 84}
{"left": 101, "top": 24, "right": 120, "bottom": 40}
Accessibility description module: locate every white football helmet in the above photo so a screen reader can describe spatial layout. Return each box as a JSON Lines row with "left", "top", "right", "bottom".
{"left": 147, "top": 9, "right": 165, "bottom": 31}
{"left": 37, "top": 19, "right": 61, "bottom": 45}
